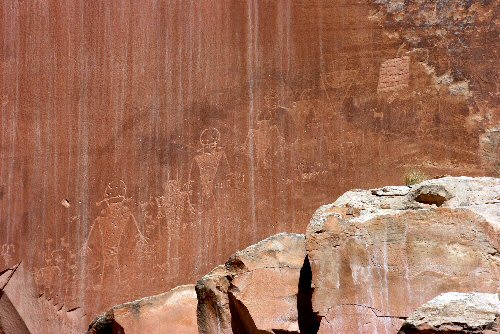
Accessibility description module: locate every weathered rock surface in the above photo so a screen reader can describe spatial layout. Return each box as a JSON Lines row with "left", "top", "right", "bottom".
{"left": 196, "top": 232, "right": 311, "bottom": 334}
{"left": 0, "top": 263, "right": 84, "bottom": 334}
{"left": 80, "top": 176, "right": 500, "bottom": 334}
{"left": 1, "top": 0, "right": 499, "bottom": 325}
{"left": 87, "top": 284, "right": 198, "bottom": 334}
{"left": 306, "top": 177, "right": 500, "bottom": 333}
{"left": 399, "top": 292, "right": 500, "bottom": 333}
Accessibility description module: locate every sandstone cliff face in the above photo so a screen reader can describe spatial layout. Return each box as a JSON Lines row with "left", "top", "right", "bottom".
{"left": 1, "top": 0, "right": 498, "bottom": 324}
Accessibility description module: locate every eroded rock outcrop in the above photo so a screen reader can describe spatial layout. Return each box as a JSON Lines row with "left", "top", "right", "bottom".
{"left": 196, "top": 232, "right": 310, "bottom": 334}
{"left": 398, "top": 292, "right": 500, "bottom": 334}
{"left": 87, "top": 285, "right": 198, "bottom": 334}
{"left": 306, "top": 177, "right": 500, "bottom": 333}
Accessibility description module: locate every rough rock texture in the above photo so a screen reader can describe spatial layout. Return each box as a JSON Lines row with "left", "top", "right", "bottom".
{"left": 79, "top": 176, "right": 500, "bottom": 333}
{"left": 196, "top": 232, "right": 309, "bottom": 334}
{"left": 399, "top": 292, "right": 500, "bottom": 333}
{"left": 306, "top": 177, "right": 500, "bottom": 333}
{"left": 1, "top": 0, "right": 498, "bottom": 326}
{"left": 87, "top": 285, "right": 197, "bottom": 334}
{"left": 0, "top": 263, "right": 84, "bottom": 334}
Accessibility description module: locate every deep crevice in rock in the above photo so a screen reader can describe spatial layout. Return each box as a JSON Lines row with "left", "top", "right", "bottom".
{"left": 297, "top": 256, "right": 320, "bottom": 334}
{"left": 228, "top": 290, "right": 255, "bottom": 334}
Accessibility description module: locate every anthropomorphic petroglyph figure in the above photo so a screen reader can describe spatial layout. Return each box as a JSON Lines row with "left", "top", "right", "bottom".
{"left": 157, "top": 179, "right": 191, "bottom": 221}
{"left": 188, "top": 128, "right": 230, "bottom": 208}
{"left": 83, "top": 181, "right": 144, "bottom": 290}
{"left": 140, "top": 179, "right": 191, "bottom": 281}
{"left": 239, "top": 87, "right": 299, "bottom": 234}
{"left": 1, "top": 243, "right": 14, "bottom": 267}
{"left": 300, "top": 108, "right": 328, "bottom": 178}
{"left": 264, "top": 88, "right": 297, "bottom": 144}
{"left": 188, "top": 128, "right": 231, "bottom": 265}
{"left": 242, "top": 89, "right": 297, "bottom": 171}
{"left": 34, "top": 238, "right": 64, "bottom": 300}
{"left": 249, "top": 110, "right": 281, "bottom": 170}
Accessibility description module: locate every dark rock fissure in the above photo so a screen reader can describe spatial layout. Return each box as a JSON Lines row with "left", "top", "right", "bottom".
{"left": 414, "top": 193, "right": 448, "bottom": 207}
{"left": 228, "top": 290, "right": 255, "bottom": 334}
{"left": 297, "top": 256, "right": 320, "bottom": 334}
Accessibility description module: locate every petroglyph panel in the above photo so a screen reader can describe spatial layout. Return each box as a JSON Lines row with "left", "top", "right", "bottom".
{"left": 377, "top": 56, "right": 410, "bottom": 93}
{"left": 0, "top": 0, "right": 498, "bottom": 330}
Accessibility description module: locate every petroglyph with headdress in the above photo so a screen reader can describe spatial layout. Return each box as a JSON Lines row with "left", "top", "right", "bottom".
{"left": 82, "top": 180, "right": 144, "bottom": 289}
{"left": 188, "top": 128, "right": 230, "bottom": 205}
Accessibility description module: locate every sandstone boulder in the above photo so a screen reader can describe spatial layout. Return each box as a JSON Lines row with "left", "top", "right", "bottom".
{"left": 87, "top": 284, "right": 198, "bottom": 334}
{"left": 306, "top": 177, "right": 500, "bottom": 333}
{"left": 196, "top": 232, "right": 313, "bottom": 334}
{"left": 398, "top": 292, "right": 500, "bottom": 333}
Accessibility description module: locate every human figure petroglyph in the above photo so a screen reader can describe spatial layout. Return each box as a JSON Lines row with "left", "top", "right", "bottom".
{"left": 244, "top": 110, "right": 281, "bottom": 170}
{"left": 33, "top": 237, "right": 77, "bottom": 301}
{"left": 33, "top": 238, "right": 64, "bottom": 299}
{"left": 83, "top": 180, "right": 145, "bottom": 290}
{"left": 238, "top": 86, "right": 300, "bottom": 234}
{"left": 188, "top": 128, "right": 230, "bottom": 206}
{"left": 140, "top": 179, "right": 191, "bottom": 281}
{"left": 302, "top": 109, "right": 328, "bottom": 176}
{"left": 241, "top": 88, "right": 297, "bottom": 171}
{"left": 156, "top": 179, "right": 191, "bottom": 221}
{"left": 319, "top": 53, "right": 360, "bottom": 114}
{"left": 264, "top": 88, "right": 297, "bottom": 143}
{"left": 1, "top": 243, "right": 14, "bottom": 267}
{"left": 188, "top": 127, "right": 232, "bottom": 263}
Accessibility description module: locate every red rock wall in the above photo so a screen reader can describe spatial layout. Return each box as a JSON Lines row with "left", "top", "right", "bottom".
{"left": 0, "top": 0, "right": 498, "bottom": 327}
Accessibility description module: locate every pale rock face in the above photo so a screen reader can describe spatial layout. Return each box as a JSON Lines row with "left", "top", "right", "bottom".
{"left": 87, "top": 285, "right": 198, "bottom": 334}
{"left": 196, "top": 232, "right": 309, "bottom": 334}
{"left": 306, "top": 177, "right": 500, "bottom": 334}
{"left": 399, "top": 292, "right": 500, "bottom": 333}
